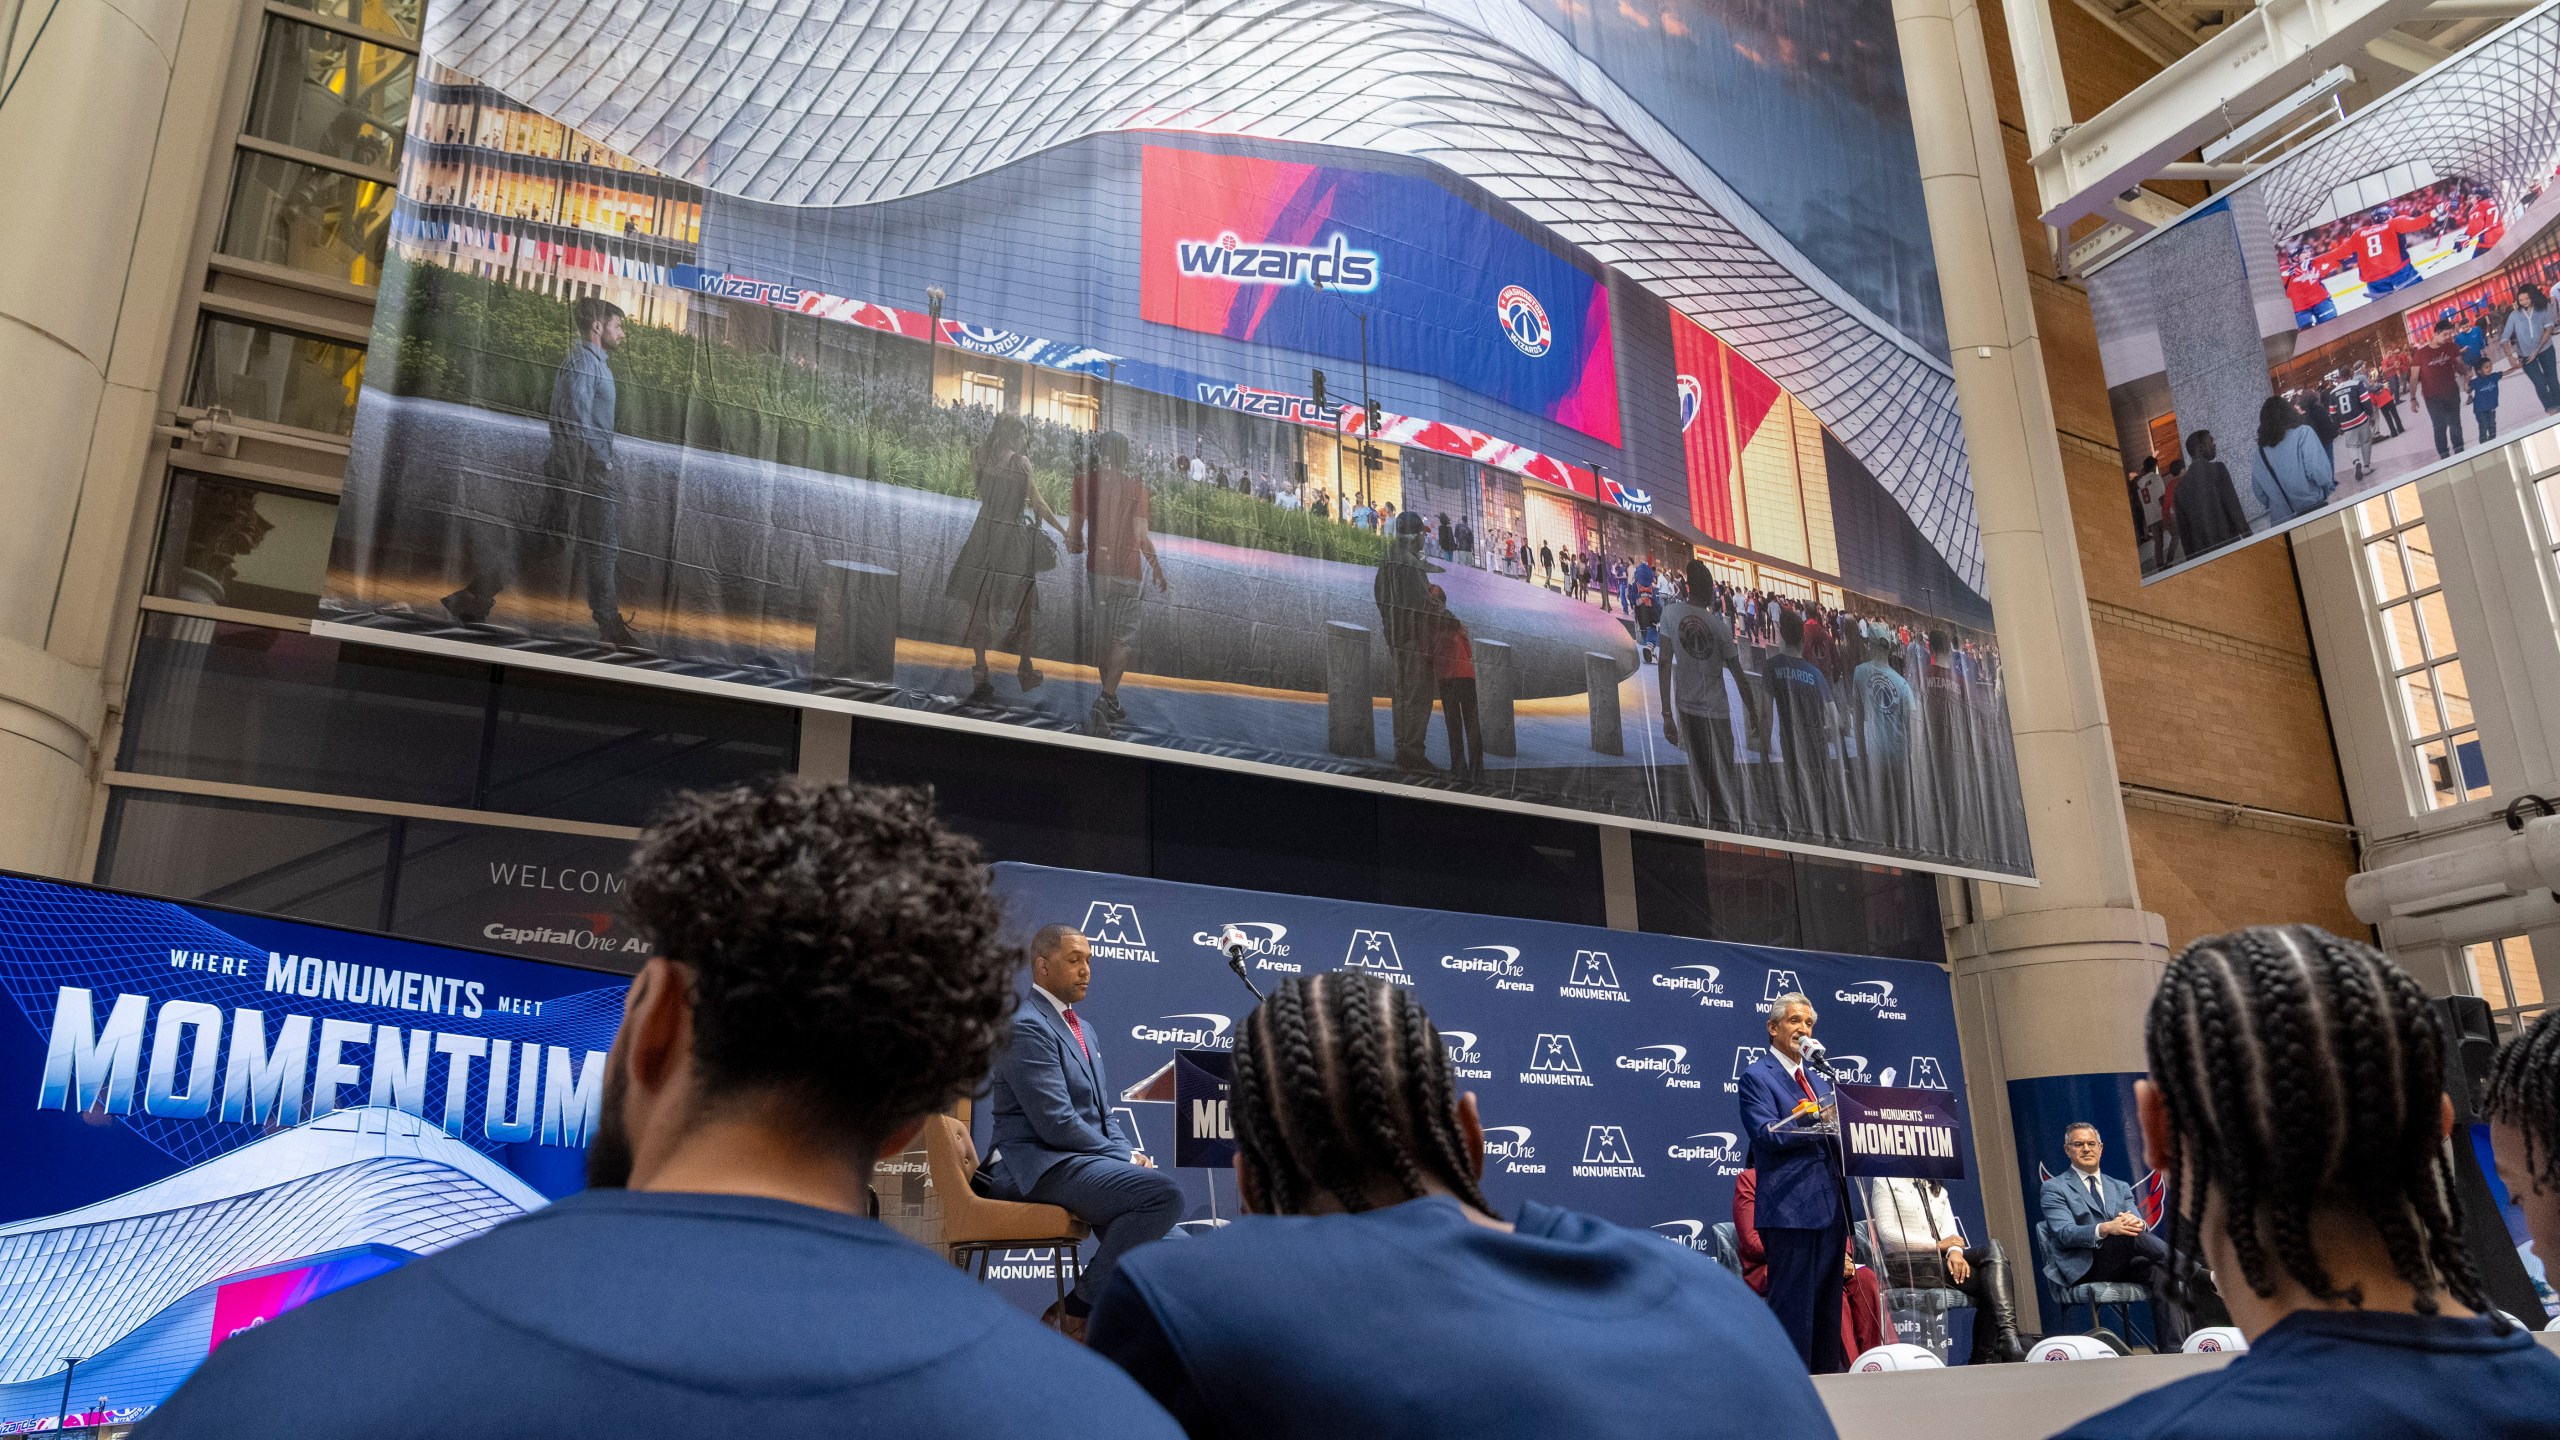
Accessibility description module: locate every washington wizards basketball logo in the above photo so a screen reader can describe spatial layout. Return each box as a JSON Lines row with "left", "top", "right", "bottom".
{"left": 1677, "top": 373, "right": 1702, "bottom": 429}
{"left": 1497, "top": 284, "right": 1551, "bottom": 357}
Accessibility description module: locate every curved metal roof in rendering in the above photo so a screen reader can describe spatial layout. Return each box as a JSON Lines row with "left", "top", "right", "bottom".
{"left": 419, "top": 0, "right": 1988, "bottom": 593}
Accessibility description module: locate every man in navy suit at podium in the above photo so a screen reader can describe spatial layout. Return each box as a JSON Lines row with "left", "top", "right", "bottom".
{"left": 1738, "top": 990, "right": 1850, "bottom": 1372}
{"left": 988, "top": 922, "right": 1184, "bottom": 1338}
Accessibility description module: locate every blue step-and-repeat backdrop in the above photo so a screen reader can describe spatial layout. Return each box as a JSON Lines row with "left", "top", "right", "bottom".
{"left": 981, "top": 864, "right": 1988, "bottom": 1275}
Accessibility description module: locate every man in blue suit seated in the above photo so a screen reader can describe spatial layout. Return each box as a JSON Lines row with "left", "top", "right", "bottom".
{"left": 2039, "top": 1121, "right": 2187, "bottom": 1344}
{"left": 1738, "top": 990, "right": 1850, "bottom": 1372}
{"left": 987, "top": 922, "right": 1183, "bottom": 1338}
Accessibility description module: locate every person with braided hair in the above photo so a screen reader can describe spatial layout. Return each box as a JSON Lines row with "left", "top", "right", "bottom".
{"left": 1086, "top": 973, "right": 1835, "bottom": 1440}
{"left": 2052, "top": 925, "right": 2560, "bottom": 1440}
{"left": 2484, "top": 1008, "right": 2560, "bottom": 1290}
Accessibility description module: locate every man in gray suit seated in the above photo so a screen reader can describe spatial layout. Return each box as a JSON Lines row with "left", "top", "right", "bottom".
{"left": 2039, "top": 1121, "right": 2189, "bottom": 1345}
{"left": 987, "top": 923, "right": 1183, "bottom": 1339}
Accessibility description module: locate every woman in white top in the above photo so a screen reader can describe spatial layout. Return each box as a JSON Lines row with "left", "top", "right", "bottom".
{"left": 1864, "top": 1177, "right": 2027, "bottom": 1363}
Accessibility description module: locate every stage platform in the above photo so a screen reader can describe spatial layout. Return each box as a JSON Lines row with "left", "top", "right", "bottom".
{"left": 1815, "top": 1332, "right": 2560, "bottom": 1439}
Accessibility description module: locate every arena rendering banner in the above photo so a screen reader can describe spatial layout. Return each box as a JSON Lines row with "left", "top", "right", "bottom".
{"left": 0, "top": 873, "right": 623, "bottom": 1433}
{"left": 979, "top": 864, "right": 1990, "bottom": 1342}
{"left": 320, "top": 0, "right": 2032, "bottom": 880}
{"left": 2088, "top": 3, "right": 2560, "bottom": 583}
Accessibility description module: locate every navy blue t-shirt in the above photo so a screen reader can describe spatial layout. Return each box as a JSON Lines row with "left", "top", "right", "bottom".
{"left": 1088, "top": 1195, "right": 1838, "bottom": 1439}
{"left": 2052, "top": 1310, "right": 2560, "bottom": 1440}
{"left": 140, "top": 1189, "right": 1181, "bottom": 1439}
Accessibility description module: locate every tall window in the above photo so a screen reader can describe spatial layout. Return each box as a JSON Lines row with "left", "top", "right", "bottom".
{"left": 2356, "top": 485, "right": 2487, "bottom": 810}
{"left": 2526, "top": 428, "right": 2560, "bottom": 604}
{"left": 2463, "top": 935, "right": 2546, "bottom": 1037}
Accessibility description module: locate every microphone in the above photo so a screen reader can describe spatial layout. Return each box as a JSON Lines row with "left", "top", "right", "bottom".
{"left": 1217, "top": 925, "right": 1265, "bottom": 1002}
{"left": 1798, "top": 1035, "right": 1835, "bottom": 1074}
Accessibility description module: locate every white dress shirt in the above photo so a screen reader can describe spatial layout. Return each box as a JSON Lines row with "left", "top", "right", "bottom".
{"left": 1866, "top": 1178, "right": 1964, "bottom": 1256}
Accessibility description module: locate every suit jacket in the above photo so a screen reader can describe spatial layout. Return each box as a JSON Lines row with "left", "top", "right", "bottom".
{"left": 1737, "top": 1054, "right": 1842, "bottom": 1231}
{"left": 986, "top": 995, "right": 1133, "bottom": 1196}
{"left": 2040, "top": 1168, "right": 2138, "bottom": 1286}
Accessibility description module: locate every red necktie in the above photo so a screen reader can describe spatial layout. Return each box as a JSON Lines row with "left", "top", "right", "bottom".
{"left": 1795, "top": 1065, "right": 1819, "bottom": 1103}
{"left": 1063, "top": 1007, "right": 1091, "bottom": 1059}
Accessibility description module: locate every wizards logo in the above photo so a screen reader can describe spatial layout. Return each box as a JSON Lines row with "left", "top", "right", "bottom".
{"left": 1497, "top": 285, "right": 1552, "bottom": 358}
{"left": 1677, "top": 373, "right": 1702, "bottom": 430}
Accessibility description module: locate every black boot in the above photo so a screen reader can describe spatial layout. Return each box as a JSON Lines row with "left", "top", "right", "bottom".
{"left": 1968, "top": 1246, "right": 2029, "bottom": 1364}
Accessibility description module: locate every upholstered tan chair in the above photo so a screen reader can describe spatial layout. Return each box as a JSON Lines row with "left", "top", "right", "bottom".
{"left": 921, "top": 1099, "right": 1087, "bottom": 1323}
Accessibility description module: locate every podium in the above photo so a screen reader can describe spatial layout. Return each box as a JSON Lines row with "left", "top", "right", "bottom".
{"left": 1833, "top": 1082, "right": 1969, "bottom": 1360}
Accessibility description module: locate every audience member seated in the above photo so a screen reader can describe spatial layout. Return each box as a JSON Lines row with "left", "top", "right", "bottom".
{"left": 2484, "top": 1008, "right": 2560, "bottom": 1287}
{"left": 2050, "top": 925, "right": 2560, "bottom": 1439}
{"left": 1088, "top": 973, "right": 1839, "bottom": 1439}
{"left": 984, "top": 922, "right": 1184, "bottom": 1338}
{"left": 139, "top": 780, "right": 1180, "bottom": 1439}
{"left": 2039, "top": 1121, "right": 2192, "bottom": 1345}
{"left": 1866, "top": 1175, "right": 2027, "bottom": 1362}
{"left": 1735, "top": 1167, "right": 1887, "bottom": 1359}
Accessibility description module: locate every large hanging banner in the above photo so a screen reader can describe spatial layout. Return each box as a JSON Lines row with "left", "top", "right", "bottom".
{"left": 972, "top": 863, "right": 1988, "bottom": 1316}
{"left": 2087, "top": 4, "right": 2560, "bottom": 583}
{"left": 320, "top": 0, "right": 2031, "bottom": 881}
{"left": 0, "top": 873, "right": 623, "bottom": 1434}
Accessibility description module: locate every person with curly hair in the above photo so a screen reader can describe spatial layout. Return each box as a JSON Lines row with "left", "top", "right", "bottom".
{"left": 2483, "top": 1008, "right": 2560, "bottom": 1289}
{"left": 1086, "top": 973, "right": 1835, "bottom": 1439}
{"left": 2050, "top": 925, "right": 2560, "bottom": 1439}
{"left": 143, "top": 778, "right": 1180, "bottom": 1440}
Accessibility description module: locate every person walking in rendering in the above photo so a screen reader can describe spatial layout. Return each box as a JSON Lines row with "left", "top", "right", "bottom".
{"left": 2417, "top": 315, "right": 2472, "bottom": 460}
{"left": 946, "top": 414, "right": 1063, "bottom": 707}
{"left": 1376, "top": 511, "right": 1440, "bottom": 773}
{"left": 1067, "top": 431, "right": 1168, "bottom": 738}
{"left": 2471, "top": 356, "right": 2505, "bottom": 444}
{"left": 442, "top": 296, "right": 641, "bottom": 648}
{"left": 2171, "top": 429, "right": 2251, "bottom": 558}
{"left": 2503, "top": 282, "right": 2560, "bottom": 415}
{"left": 2248, "top": 394, "right": 2336, "bottom": 525}
{"left": 1428, "top": 584, "right": 1482, "bottom": 781}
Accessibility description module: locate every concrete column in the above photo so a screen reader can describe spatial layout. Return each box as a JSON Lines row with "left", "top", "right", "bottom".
{"left": 1325, "top": 621, "right": 1374, "bottom": 757}
{"left": 1474, "top": 638, "right": 1516, "bottom": 757}
{"left": 0, "top": 0, "right": 245, "bottom": 877}
{"left": 814, "top": 561, "right": 900, "bottom": 682}
{"left": 1896, "top": 0, "right": 2173, "bottom": 1322}
{"left": 1584, "top": 652, "right": 1622, "bottom": 756}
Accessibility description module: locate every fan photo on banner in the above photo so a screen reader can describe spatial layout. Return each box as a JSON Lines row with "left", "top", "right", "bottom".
{"left": 935, "top": 864, "right": 1989, "bottom": 1354}
{"left": 2087, "top": 4, "right": 2560, "bottom": 584}
{"left": 312, "top": 0, "right": 2035, "bottom": 882}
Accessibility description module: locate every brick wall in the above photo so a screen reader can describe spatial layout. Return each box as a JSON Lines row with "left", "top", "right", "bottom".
{"left": 1976, "top": 0, "right": 2364, "bottom": 950}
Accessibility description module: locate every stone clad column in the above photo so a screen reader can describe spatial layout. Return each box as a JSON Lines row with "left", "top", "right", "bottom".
{"left": 1894, "top": 0, "right": 2173, "bottom": 1326}
{"left": 0, "top": 0, "right": 247, "bottom": 875}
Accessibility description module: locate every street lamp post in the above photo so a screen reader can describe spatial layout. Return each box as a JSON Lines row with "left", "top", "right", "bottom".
{"left": 56, "top": 1355, "right": 81, "bottom": 1435}
{"left": 923, "top": 285, "right": 945, "bottom": 408}
{"left": 1313, "top": 278, "right": 1377, "bottom": 511}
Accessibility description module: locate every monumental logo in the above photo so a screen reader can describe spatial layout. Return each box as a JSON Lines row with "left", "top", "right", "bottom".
{"left": 1521, "top": 1032, "right": 1592, "bottom": 1086}
{"left": 1080, "top": 901, "right": 1157, "bottom": 964}
{"left": 985, "top": 1245, "right": 1073, "bottom": 1280}
{"left": 1559, "top": 949, "right": 1628, "bottom": 1002}
{"left": 1651, "top": 1219, "right": 1713, "bottom": 1253}
{"left": 1441, "top": 1030, "right": 1492, "bottom": 1081}
{"left": 1482, "top": 1124, "right": 1544, "bottom": 1174}
{"left": 1191, "top": 921, "right": 1298, "bottom": 974}
{"left": 1905, "top": 1056, "right": 1951, "bottom": 1090}
{"left": 1651, "top": 963, "right": 1735, "bottom": 1009}
{"left": 1439, "top": 943, "right": 1534, "bottom": 994}
{"left": 1758, "top": 969, "right": 1803, "bottom": 1013}
{"left": 1131, "top": 1012, "right": 1233, "bottom": 1049}
{"left": 1342, "top": 930, "right": 1413, "bottom": 986}
{"left": 1575, "top": 1124, "right": 1646, "bottom": 1178}
{"left": 1668, "top": 1130, "right": 1746, "bottom": 1175}
{"left": 1834, "top": 979, "right": 1909, "bottom": 1021}
{"left": 1726, "top": 1045, "right": 1768, "bottom": 1094}
{"left": 1173, "top": 231, "right": 1381, "bottom": 291}
{"left": 1498, "top": 283, "right": 1552, "bottom": 358}
{"left": 1616, "top": 1044, "right": 1702, "bottom": 1090}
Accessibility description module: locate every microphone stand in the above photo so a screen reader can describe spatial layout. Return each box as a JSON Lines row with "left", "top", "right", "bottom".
{"left": 1224, "top": 946, "right": 1265, "bottom": 1002}
{"left": 1807, "top": 1050, "right": 1891, "bottom": 1360}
